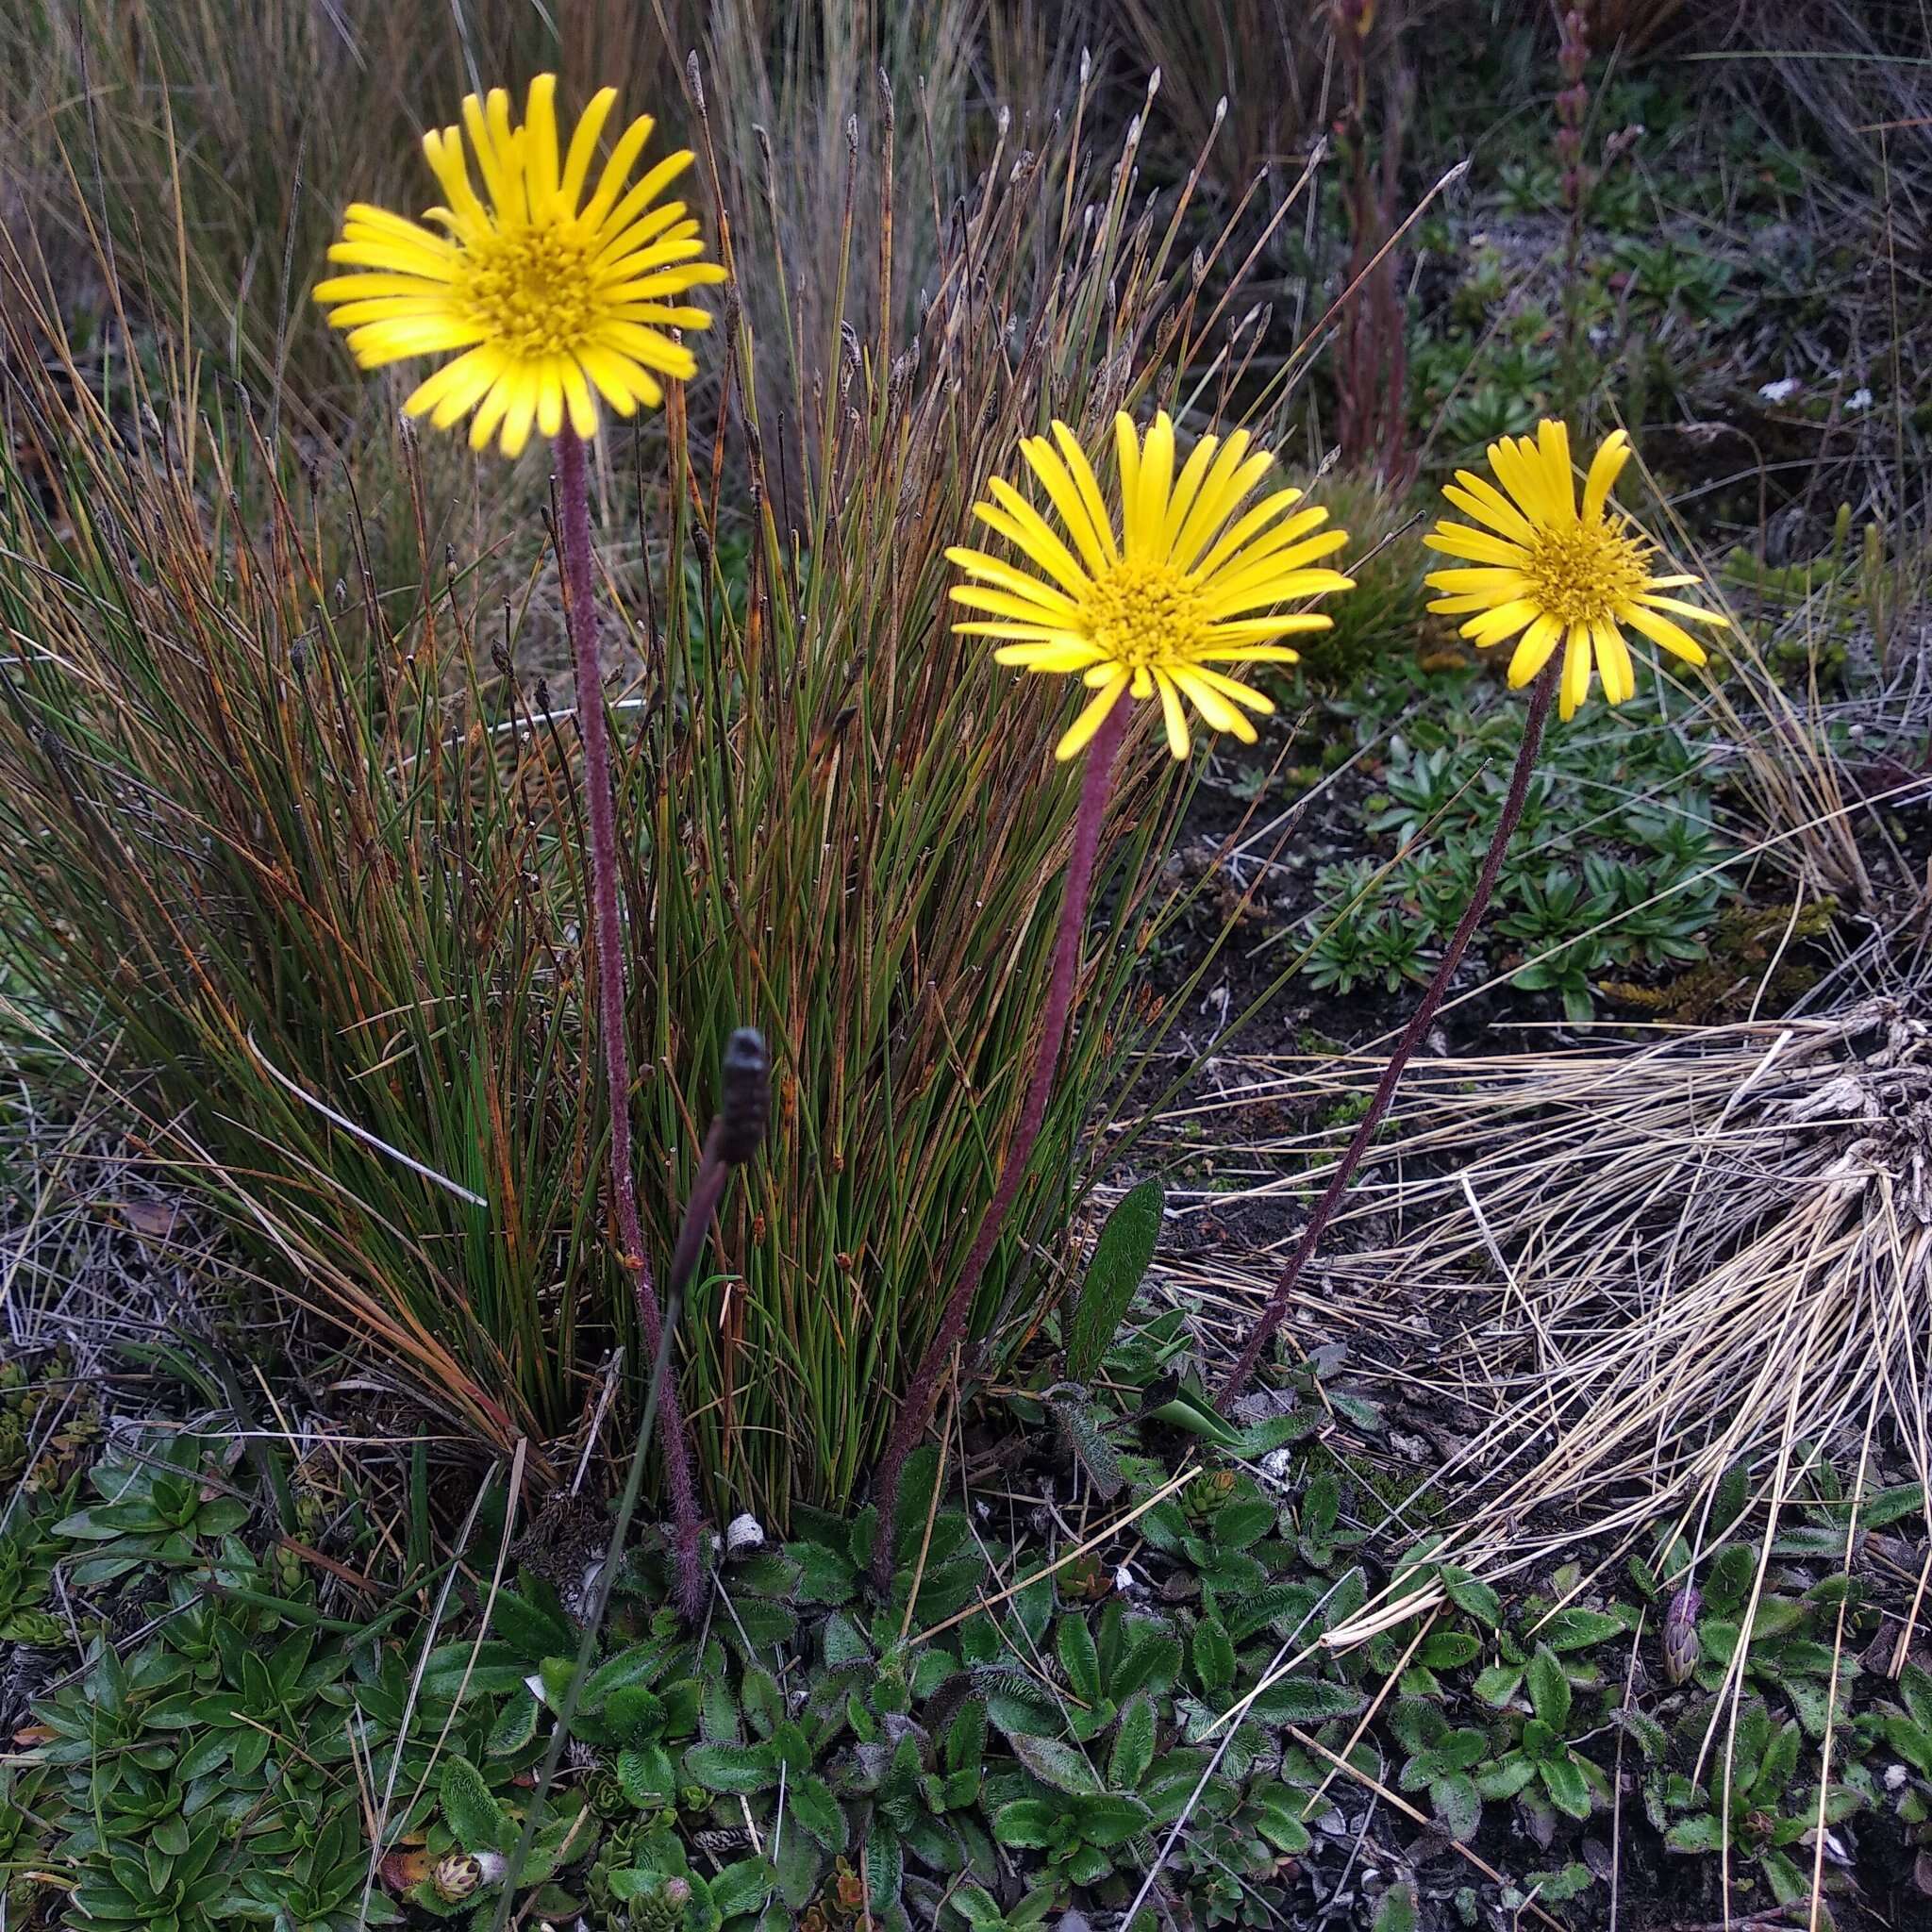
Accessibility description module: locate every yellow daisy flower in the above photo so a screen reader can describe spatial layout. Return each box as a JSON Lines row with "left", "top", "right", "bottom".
{"left": 314, "top": 74, "right": 726, "bottom": 457}
{"left": 948, "top": 412, "right": 1354, "bottom": 761}
{"left": 1424, "top": 419, "right": 1728, "bottom": 721}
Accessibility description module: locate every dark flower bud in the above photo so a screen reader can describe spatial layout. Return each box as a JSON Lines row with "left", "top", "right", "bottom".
{"left": 1662, "top": 1582, "right": 1702, "bottom": 1685}
{"left": 719, "top": 1027, "right": 771, "bottom": 1166}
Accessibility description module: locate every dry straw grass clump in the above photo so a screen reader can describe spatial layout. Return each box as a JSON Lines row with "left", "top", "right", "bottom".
{"left": 1329, "top": 1003, "right": 1932, "bottom": 1585}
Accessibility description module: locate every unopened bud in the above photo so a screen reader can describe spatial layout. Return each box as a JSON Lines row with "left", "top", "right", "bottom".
{"left": 719, "top": 1028, "right": 771, "bottom": 1166}
{"left": 1662, "top": 1583, "right": 1702, "bottom": 1685}
{"left": 432, "top": 1853, "right": 482, "bottom": 1903}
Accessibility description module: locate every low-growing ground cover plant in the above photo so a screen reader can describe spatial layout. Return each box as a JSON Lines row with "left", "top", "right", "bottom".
{"left": 6, "top": 1335, "right": 1929, "bottom": 1931}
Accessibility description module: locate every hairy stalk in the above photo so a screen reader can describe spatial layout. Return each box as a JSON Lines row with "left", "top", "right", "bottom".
{"left": 1217, "top": 658, "right": 1558, "bottom": 1407}
{"left": 870, "top": 701, "right": 1132, "bottom": 1591}
{"left": 555, "top": 422, "right": 704, "bottom": 1618}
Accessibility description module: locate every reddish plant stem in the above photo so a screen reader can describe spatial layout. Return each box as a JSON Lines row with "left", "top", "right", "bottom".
{"left": 555, "top": 422, "right": 705, "bottom": 1620}
{"left": 666, "top": 1119, "right": 732, "bottom": 1307}
{"left": 870, "top": 698, "right": 1131, "bottom": 1590}
{"left": 1217, "top": 658, "right": 1558, "bottom": 1409}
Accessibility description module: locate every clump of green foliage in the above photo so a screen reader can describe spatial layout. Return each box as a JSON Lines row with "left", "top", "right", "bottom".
{"left": 11, "top": 1296, "right": 1927, "bottom": 1932}
{"left": 1280, "top": 471, "right": 1429, "bottom": 689}
{"left": 1299, "top": 665, "right": 1735, "bottom": 1017}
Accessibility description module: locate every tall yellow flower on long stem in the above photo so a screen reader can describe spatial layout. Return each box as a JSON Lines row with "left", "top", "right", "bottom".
{"left": 871, "top": 413, "right": 1350, "bottom": 1582}
{"left": 947, "top": 412, "right": 1354, "bottom": 760}
{"left": 1424, "top": 419, "right": 1727, "bottom": 719}
{"left": 1221, "top": 420, "right": 1729, "bottom": 1411}
{"left": 314, "top": 75, "right": 723, "bottom": 1621}
{"left": 315, "top": 74, "right": 724, "bottom": 455}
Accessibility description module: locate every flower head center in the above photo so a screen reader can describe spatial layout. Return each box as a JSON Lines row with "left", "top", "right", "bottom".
{"left": 460, "top": 225, "right": 599, "bottom": 358}
{"left": 1081, "top": 559, "right": 1210, "bottom": 669}
{"left": 1526, "top": 517, "right": 1649, "bottom": 627}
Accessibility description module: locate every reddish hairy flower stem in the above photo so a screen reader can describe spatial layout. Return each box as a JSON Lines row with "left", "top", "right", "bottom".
{"left": 1217, "top": 658, "right": 1558, "bottom": 1409}
{"left": 869, "top": 698, "right": 1132, "bottom": 1590}
{"left": 555, "top": 422, "right": 705, "bottom": 1621}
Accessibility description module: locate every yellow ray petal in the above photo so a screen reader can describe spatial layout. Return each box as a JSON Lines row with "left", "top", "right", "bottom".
{"left": 1424, "top": 566, "right": 1533, "bottom": 595}
{"left": 1169, "top": 666, "right": 1255, "bottom": 741}
{"left": 558, "top": 87, "right": 619, "bottom": 214}
{"left": 944, "top": 546, "right": 1083, "bottom": 617}
{"left": 591, "top": 153, "right": 695, "bottom": 250}
{"left": 404, "top": 344, "right": 505, "bottom": 425}
{"left": 1158, "top": 433, "right": 1221, "bottom": 553}
{"left": 600, "top": 321, "right": 698, "bottom": 378}
{"left": 958, "top": 624, "right": 1063, "bottom": 641}
{"left": 1190, "top": 664, "right": 1274, "bottom": 715}
{"left": 575, "top": 345, "right": 645, "bottom": 413}
{"left": 498, "top": 370, "right": 540, "bottom": 458}
{"left": 1018, "top": 438, "right": 1115, "bottom": 580}
{"left": 1113, "top": 415, "right": 1145, "bottom": 558}
{"left": 462, "top": 369, "right": 509, "bottom": 450}
{"left": 1423, "top": 525, "right": 1532, "bottom": 569}
{"left": 1488, "top": 436, "right": 1551, "bottom": 525}
{"left": 1559, "top": 622, "right": 1593, "bottom": 718}
{"left": 525, "top": 75, "right": 561, "bottom": 210}
{"left": 580, "top": 113, "right": 658, "bottom": 230}
{"left": 1136, "top": 411, "right": 1176, "bottom": 558}
{"left": 1581, "top": 429, "right": 1630, "bottom": 523}
{"left": 1594, "top": 621, "right": 1636, "bottom": 705}
{"left": 560, "top": 358, "right": 599, "bottom": 438}
{"left": 1152, "top": 669, "right": 1191, "bottom": 759}
{"left": 1195, "top": 507, "right": 1331, "bottom": 592}
{"left": 1191, "top": 642, "right": 1306, "bottom": 663}
{"left": 1507, "top": 613, "right": 1562, "bottom": 687}
{"left": 991, "top": 641, "right": 1107, "bottom": 669}
{"left": 536, "top": 357, "right": 566, "bottom": 439}
{"left": 1636, "top": 592, "right": 1728, "bottom": 626}
{"left": 1624, "top": 603, "right": 1709, "bottom": 667}
{"left": 1444, "top": 475, "right": 1539, "bottom": 547}
{"left": 1202, "top": 614, "right": 1334, "bottom": 643}
{"left": 344, "top": 317, "right": 490, "bottom": 363}
{"left": 321, "top": 295, "right": 463, "bottom": 327}
{"left": 1188, "top": 488, "right": 1313, "bottom": 583}
{"left": 1537, "top": 418, "right": 1576, "bottom": 521}
{"left": 459, "top": 91, "right": 509, "bottom": 216}
{"left": 313, "top": 273, "right": 451, "bottom": 303}
{"left": 325, "top": 240, "right": 459, "bottom": 278}
{"left": 1049, "top": 424, "right": 1121, "bottom": 568}
{"left": 949, "top": 586, "right": 1088, "bottom": 625}
{"left": 1461, "top": 599, "right": 1540, "bottom": 647}
{"left": 1171, "top": 436, "right": 1270, "bottom": 570}
{"left": 592, "top": 202, "right": 692, "bottom": 273}
{"left": 421, "top": 128, "right": 491, "bottom": 240}
{"left": 979, "top": 481, "right": 1092, "bottom": 597}
{"left": 1055, "top": 673, "right": 1129, "bottom": 761}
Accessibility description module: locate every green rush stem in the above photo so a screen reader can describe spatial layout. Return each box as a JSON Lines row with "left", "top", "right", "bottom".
{"left": 555, "top": 421, "right": 704, "bottom": 1619}
{"left": 869, "top": 696, "right": 1131, "bottom": 1591}
{"left": 1216, "top": 657, "right": 1558, "bottom": 1410}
